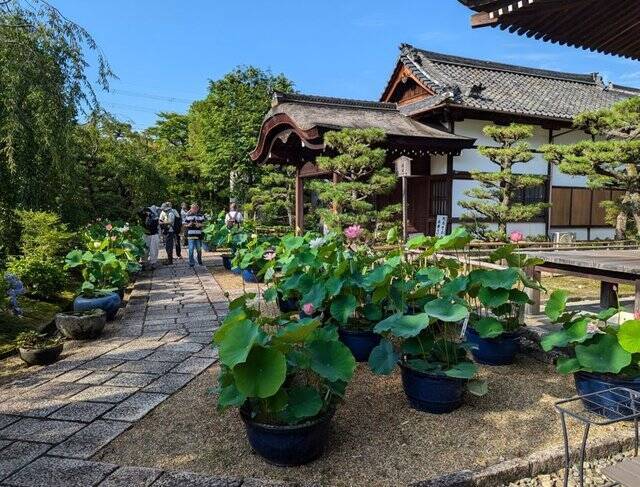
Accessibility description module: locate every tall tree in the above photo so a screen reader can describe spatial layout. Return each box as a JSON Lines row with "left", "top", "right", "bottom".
{"left": 247, "top": 164, "right": 297, "bottom": 226}
{"left": 147, "top": 112, "right": 205, "bottom": 206}
{"left": 188, "top": 66, "right": 293, "bottom": 208}
{"left": 460, "top": 124, "right": 548, "bottom": 240}
{"left": 0, "top": 0, "right": 112, "bottom": 252}
{"left": 543, "top": 98, "right": 640, "bottom": 239}
{"left": 309, "top": 128, "right": 399, "bottom": 236}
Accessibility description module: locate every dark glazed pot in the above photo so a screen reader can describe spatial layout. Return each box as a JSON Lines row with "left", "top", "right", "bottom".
{"left": 18, "top": 344, "right": 63, "bottom": 366}
{"left": 338, "top": 328, "right": 381, "bottom": 362}
{"left": 574, "top": 372, "right": 640, "bottom": 419}
{"left": 400, "top": 362, "right": 466, "bottom": 414}
{"left": 242, "top": 269, "right": 262, "bottom": 283}
{"left": 276, "top": 295, "right": 299, "bottom": 313}
{"left": 239, "top": 407, "right": 335, "bottom": 466}
{"left": 466, "top": 327, "right": 519, "bottom": 366}
{"left": 55, "top": 310, "right": 107, "bottom": 340}
{"left": 222, "top": 254, "right": 233, "bottom": 270}
{"left": 73, "top": 292, "right": 121, "bottom": 321}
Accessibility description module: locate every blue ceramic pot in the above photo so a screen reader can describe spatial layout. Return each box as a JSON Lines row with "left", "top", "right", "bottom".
{"left": 240, "top": 407, "right": 334, "bottom": 466}
{"left": 277, "top": 295, "right": 299, "bottom": 313}
{"left": 338, "top": 328, "right": 381, "bottom": 362}
{"left": 466, "top": 327, "right": 519, "bottom": 366}
{"left": 74, "top": 292, "right": 121, "bottom": 321}
{"left": 242, "top": 269, "right": 262, "bottom": 283}
{"left": 222, "top": 254, "right": 233, "bottom": 270}
{"left": 202, "top": 242, "right": 210, "bottom": 252}
{"left": 231, "top": 267, "right": 242, "bottom": 275}
{"left": 400, "top": 362, "right": 465, "bottom": 414}
{"left": 574, "top": 372, "right": 640, "bottom": 419}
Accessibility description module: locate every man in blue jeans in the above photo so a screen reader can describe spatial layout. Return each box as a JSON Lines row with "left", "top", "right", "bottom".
{"left": 183, "top": 203, "right": 205, "bottom": 267}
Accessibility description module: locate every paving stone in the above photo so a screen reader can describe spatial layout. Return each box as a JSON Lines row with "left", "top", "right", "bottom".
{"left": 70, "top": 385, "right": 138, "bottom": 403}
{"left": 102, "top": 373, "right": 158, "bottom": 388}
{"left": 112, "top": 360, "right": 176, "bottom": 375}
{"left": 161, "top": 342, "right": 203, "bottom": 353}
{"left": 171, "top": 357, "right": 216, "bottom": 375}
{"left": 49, "top": 401, "right": 114, "bottom": 423}
{"left": 145, "top": 350, "right": 193, "bottom": 363}
{"left": 159, "top": 330, "right": 189, "bottom": 342}
{"left": 153, "top": 471, "right": 242, "bottom": 487}
{"left": 4, "top": 455, "right": 117, "bottom": 486}
{"left": 82, "top": 358, "right": 124, "bottom": 371}
{"left": 48, "top": 419, "right": 130, "bottom": 459}
{"left": 49, "top": 369, "right": 95, "bottom": 383}
{"left": 102, "top": 392, "right": 168, "bottom": 422}
{"left": 77, "top": 371, "right": 118, "bottom": 385}
{"left": 0, "top": 414, "right": 20, "bottom": 429}
{"left": 178, "top": 334, "right": 213, "bottom": 344}
{"left": 143, "top": 373, "right": 196, "bottom": 394}
{"left": 0, "top": 397, "right": 66, "bottom": 418}
{"left": 0, "top": 418, "right": 84, "bottom": 444}
{"left": 102, "top": 347, "right": 157, "bottom": 361}
{"left": 100, "top": 466, "right": 163, "bottom": 486}
{"left": 0, "top": 439, "right": 11, "bottom": 450}
{"left": 23, "top": 382, "right": 87, "bottom": 401}
{"left": 194, "top": 347, "right": 218, "bottom": 359}
{"left": 0, "top": 441, "right": 50, "bottom": 481}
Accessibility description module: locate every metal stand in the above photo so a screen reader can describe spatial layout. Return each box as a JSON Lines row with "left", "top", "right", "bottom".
{"left": 555, "top": 387, "right": 640, "bottom": 487}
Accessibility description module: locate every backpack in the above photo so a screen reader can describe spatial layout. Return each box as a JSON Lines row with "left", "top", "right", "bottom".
{"left": 172, "top": 209, "right": 182, "bottom": 232}
{"left": 145, "top": 208, "right": 159, "bottom": 235}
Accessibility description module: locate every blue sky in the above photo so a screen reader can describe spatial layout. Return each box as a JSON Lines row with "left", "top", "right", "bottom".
{"left": 55, "top": 0, "right": 640, "bottom": 130}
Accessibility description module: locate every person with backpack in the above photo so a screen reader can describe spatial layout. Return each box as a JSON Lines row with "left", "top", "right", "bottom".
{"left": 138, "top": 206, "right": 160, "bottom": 269}
{"left": 224, "top": 203, "right": 244, "bottom": 228}
{"left": 159, "top": 202, "right": 182, "bottom": 265}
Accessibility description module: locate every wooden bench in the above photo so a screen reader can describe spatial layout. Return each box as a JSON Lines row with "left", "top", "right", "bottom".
{"left": 604, "top": 458, "right": 640, "bottom": 486}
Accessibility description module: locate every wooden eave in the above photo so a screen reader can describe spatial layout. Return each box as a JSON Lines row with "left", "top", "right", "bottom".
{"left": 462, "top": 0, "right": 640, "bottom": 60}
{"left": 380, "top": 61, "right": 435, "bottom": 104}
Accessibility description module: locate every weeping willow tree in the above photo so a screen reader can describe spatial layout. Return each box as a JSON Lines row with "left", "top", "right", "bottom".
{"left": 543, "top": 97, "right": 640, "bottom": 240}
{"left": 308, "top": 128, "right": 400, "bottom": 237}
{"left": 460, "top": 124, "right": 549, "bottom": 241}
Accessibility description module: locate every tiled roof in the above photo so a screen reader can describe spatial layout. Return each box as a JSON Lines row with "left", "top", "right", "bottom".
{"left": 394, "top": 44, "right": 639, "bottom": 120}
{"left": 267, "top": 92, "right": 473, "bottom": 142}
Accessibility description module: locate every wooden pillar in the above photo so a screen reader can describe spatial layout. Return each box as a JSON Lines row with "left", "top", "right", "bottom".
{"left": 332, "top": 172, "right": 339, "bottom": 213}
{"left": 635, "top": 280, "right": 640, "bottom": 317}
{"left": 600, "top": 281, "right": 618, "bottom": 309}
{"left": 525, "top": 267, "right": 541, "bottom": 316}
{"left": 295, "top": 167, "right": 304, "bottom": 235}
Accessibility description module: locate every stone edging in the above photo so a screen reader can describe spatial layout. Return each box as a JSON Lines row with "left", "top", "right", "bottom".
{"left": 409, "top": 428, "right": 636, "bottom": 487}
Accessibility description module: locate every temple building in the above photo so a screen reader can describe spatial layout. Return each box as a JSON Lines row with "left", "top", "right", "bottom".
{"left": 251, "top": 43, "right": 640, "bottom": 239}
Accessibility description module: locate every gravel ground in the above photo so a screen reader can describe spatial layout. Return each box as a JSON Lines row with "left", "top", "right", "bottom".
{"left": 95, "top": 358, "right": 628, "bottom": 487}
{"left": 511, "top": 451, "right": 634, "bottom": 487}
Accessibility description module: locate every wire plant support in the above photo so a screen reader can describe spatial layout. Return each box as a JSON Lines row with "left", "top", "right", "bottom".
{"left": 555, "top": 387, "right": 640, "bottom": 487}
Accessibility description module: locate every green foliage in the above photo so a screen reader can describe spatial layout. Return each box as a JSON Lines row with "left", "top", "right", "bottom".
{"left": 64, "top": 249, "right": 129, "bottom": 297}
{"left": 542, "top": 97, "right": 640, "bottom": 239}
{"left": 461, "top": 123, "right": 548, "bottom": 239}
{"left": 248, "top": 164, "right": 297, "bottom": 226}
{"left": 6, "top": 256, "right": 66, "bottom": 299}
{"left": 309, "top": 128, "right": 400, "bottom": 236}
{"left": 15, "top": 330, "right": 63, "bottom": 350}
{"left": 213, "top": 298, "right": 356, "bottom": 425}
{"left": 188, "top": 66, "right": 294, "bottom": 206}
{"left": 15, "top": 211, "right": 75, "bottom": 259}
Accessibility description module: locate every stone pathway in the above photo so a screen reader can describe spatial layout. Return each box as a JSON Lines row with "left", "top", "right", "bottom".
{"left": 0, "top": 253, "right": 259, "bottom": 486}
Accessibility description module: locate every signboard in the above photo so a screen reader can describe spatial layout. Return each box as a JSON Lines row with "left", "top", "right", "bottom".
{"left": 435, "top": 215, "right": 448, "bottom": 237}
{"left": 394, "top": 156, "right": 412, "bottom": 178}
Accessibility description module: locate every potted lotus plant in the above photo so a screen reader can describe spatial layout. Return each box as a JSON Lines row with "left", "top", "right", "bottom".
{"left": 64, "top": 249, "right": 128, "bottom": 320}
{"left": 16, "top": 331, "right": 64, "bottom": 366}
{"left": 540, "top": 290, "right": 636, "bottom": 417}
{"left": 368, "top": 228, "right": 487, "bottom": 413}
{"left": 465, "top": 245, "right": 544, "bottom": 365}
{"left": 213, "top": 294, "right": 356, "bottom": 466}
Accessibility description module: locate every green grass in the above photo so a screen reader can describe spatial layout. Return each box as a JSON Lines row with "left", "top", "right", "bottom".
{"left": 0, "top": 296, "right": 70, "bottom": 356}
{"left": 542, "top": 274, "right": 634, "bottom": 302}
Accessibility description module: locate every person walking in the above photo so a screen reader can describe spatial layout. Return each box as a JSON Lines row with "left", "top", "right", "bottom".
{"left": 138, "top": 206, "right": 160, "bottom": 269}
{"left": 224, "top": 202, "right": 244, "bottom": 228}
{"left": 184, "top": 203, "right": 205, "bottom": 267}
{"left": 180, "top": 202, "right": 189, "bottom": 246}
{"left": 159, "top": 202, "right": 180, "bottom": 265}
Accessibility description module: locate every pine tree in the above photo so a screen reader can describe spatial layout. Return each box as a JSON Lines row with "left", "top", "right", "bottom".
{"left": 309, "top": 128, "right": 400, "bottom": 236}
{"left": 543, "top": 98, "right": 640, "bottom": 240}
{"left": 247, "top": 164, "right": 297, "bottom": 226}
{"left": 460, "top": 124, "right": 548, "bottom": 240}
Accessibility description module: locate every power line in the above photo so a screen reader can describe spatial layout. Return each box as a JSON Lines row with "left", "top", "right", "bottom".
{"left": 109, "top": 88, "right": 196, "bottom": 104}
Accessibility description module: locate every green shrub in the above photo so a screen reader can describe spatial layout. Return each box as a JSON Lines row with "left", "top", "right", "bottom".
{"left": 6, "top": 256, "right": 66, "bottom": 299}
{"left": 16, "top": 210, "right": 75, "bottom": 259}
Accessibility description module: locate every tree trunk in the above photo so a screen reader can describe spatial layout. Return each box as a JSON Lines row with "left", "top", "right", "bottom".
{"left": 616, "top": 211, "right": 628, "bottom": 240}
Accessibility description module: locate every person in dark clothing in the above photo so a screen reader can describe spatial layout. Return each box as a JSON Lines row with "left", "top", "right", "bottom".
{"left": 138, "top": 206, "right": 160, "bottom": 268}
{"left": 183, "top": 203, "right": 205, "bottom": 267}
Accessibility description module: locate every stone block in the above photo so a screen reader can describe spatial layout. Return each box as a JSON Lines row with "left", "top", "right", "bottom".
{"left": 49, "top": 401, "right": 114, "bottom": 423}
{"left": 103, "top": 373, "right": 159, "bottom": 388}
{"left": 0, "top": 441, "right": 50, "bottom": 481}
{"left": 70, "top": 385, "right": 138, "bottom": 403}
{"left": 48, "top": 419, "right": 130, "bottom": 459}
{"left": 100, "top": 466, "right": 163, "bottom": 486}
{"left": 0, "top": 418, "right": 84, "bottom": 444}
{"left": 0, "top": 414, "right": 20, "bottom": 429}
{"left": 4, "top": 455, "right": 117, "bottom": 486}
{"left": 77, "top": 371, "right": 118, "bottom": 385}
{"left": 143, "top": 373, "right": 196, "bottom": 394}
{"left": 145, "top": 350, "right": 193, "bottom": 363}
{"left": 102, "top": 392, "right": 168, "bottom": 422}
{"left": 153, "top": 471, "right": 242, "bottom": 487}
{"left": 172, "top": 357, "right": 216, "bottom": 375}
{"left": 112, "top": 360, "right": 176, "bottom": 375}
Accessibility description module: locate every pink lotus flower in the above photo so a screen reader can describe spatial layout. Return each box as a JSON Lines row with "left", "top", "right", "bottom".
{"left": 105, "top": 224, "right": 113, "bottom": 231}
{"left": 111, "top": 235, "right": 117, "bottom": 241}
{"left": 587, "top": 322, "right": 603, "bottom": 335}
{"left": 635, "top": 311, "right": 640, "bottom": 320}
{"left": 302, "top": 303, "right": 315, "bottom": 315}
{"left": 344, "top": 225, "right": 363, "bottom": 240}
{"left": 264, "top": 251, "right": 276, "bottom": 261}
{"left": 509, "top": 231, "right": 524, "bottom": 243}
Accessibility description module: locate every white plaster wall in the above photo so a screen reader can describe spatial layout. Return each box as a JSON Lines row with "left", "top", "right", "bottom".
{"left": 452, "top": 179, "right": 479, "bottom": 218}
{"left": 549, "top": 227, "right": 588, "bottom": 241}
{"left": 430, "top": 154, "right": 447, "bottom": 175}
{"left": 549, "top": 129, "right": 590, "bottom": 187}
{"left": 506, "top": 222, "right": 546, "bottom": 238}
{"left": 589, "top": 228, "right": 615, "bottom": 240}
